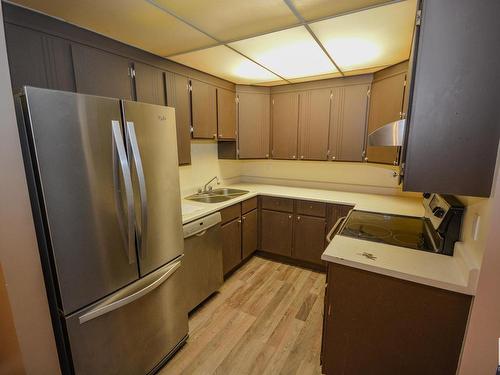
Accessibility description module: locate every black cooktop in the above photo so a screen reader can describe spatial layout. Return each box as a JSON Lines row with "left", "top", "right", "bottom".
{"left": 339, "top": 210, "right": 438, "bottom": 252}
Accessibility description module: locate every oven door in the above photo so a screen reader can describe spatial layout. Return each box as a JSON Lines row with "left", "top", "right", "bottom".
{"left": 64, "top": 258, "right": 188, "bottom": 375}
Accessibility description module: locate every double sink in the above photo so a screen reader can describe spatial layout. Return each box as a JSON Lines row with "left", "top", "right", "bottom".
{"left": 185, "top": 188, "right": 249, "bottom": 203}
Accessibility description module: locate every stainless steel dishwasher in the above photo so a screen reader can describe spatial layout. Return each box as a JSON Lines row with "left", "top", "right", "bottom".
{"left": 182, "top": 212, "right": 223, "bottom": 312}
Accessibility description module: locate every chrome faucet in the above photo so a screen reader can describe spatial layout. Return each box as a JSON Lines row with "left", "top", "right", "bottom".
{"left": 199, "top": 176, "right": 220, "bottom": 193}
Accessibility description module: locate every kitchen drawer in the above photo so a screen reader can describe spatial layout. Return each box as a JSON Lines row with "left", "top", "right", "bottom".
{"left": 296, "top": 200, "right": 327, "bottom": 217}
{"left": 220, "top": 204, "right": 241, "bottom": 225}
{"left": 241, "top": 196, "right": 258, "bottom": 214}
{"left": 261, "top": 196, "right": 293, "bottom": 213}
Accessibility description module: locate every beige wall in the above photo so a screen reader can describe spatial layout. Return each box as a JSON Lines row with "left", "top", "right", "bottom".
{"left": 0, "top": 6, "right": 60, "bottom": 375}
{"left": 178, "top": 141, "right": 240, "bottom": 195}
{"left": 459, "top": 147, "right": 500, "bottom": 375}
{"left": 179, "top": 142, "right": 415, "bottom": 197}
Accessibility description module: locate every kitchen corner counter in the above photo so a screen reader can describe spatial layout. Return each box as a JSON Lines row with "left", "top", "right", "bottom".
{"left": 322, "top": 232, "right": 479, "bottom": 296}
{"left": 181, "top": 183, "right": 424, "bottom": 224}
{"left": 180, "top": 183, "right": 478, "bottom": 295}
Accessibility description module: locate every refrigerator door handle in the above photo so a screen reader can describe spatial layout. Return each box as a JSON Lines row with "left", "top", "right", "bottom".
{"left": 79, "top": 259, "right": 182, "bottom": 324}
{"left": 126, "top": 121, "right": 148, "bottom": 259}
{"left": 111, "top": 120, "right": 135, "bottom": 264}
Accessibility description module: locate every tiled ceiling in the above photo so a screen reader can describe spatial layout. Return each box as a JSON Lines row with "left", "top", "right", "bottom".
{"left": 11, "top": 0, "right": 418, "bottom": 85}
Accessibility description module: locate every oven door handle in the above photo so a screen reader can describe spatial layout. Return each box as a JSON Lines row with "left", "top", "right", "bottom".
{"left": 326, "top": 216, "right": 347, "bottom": 244}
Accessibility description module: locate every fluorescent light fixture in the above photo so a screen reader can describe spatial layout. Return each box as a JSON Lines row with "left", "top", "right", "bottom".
{"left": 229, "top": 26, "right": 337, "bottom": 79}
{"left": 310, "top": 0, "right": 417, "bottom": 72}
{"left": 170, "top": 45, "right": 280, "bottom": 84}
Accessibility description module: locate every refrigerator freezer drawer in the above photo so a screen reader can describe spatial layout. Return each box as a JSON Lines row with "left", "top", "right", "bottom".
{"left": 65, "top": 258, "right": 188, "bottom": 375}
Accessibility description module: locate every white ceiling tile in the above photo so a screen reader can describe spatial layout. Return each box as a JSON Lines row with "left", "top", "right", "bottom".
{"left": 310, "top": 1, "right": 417, "bottom": 72}
{"left": 170, "top": 45, "right": 280, "bottom": 84}
{"left": 11, "top": 0, "right": 217, "bottom": 56}
{"left": 229, "top": 26, "right": 337, "bottom": 80}
{"left": 153, "top": 0, "right": 299, "bottom": 43}
{"left": 291, "top": 0, "right": 392, "bottom": 21}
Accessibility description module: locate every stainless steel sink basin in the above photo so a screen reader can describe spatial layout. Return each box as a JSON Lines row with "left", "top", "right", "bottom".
{"left": 185, "top": 188, "right": 249, "bottom": 203}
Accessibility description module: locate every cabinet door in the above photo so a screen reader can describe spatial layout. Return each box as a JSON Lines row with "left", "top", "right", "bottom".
{"left": 238, "top": 92, "right": 270, "bottom": 159}
{"left": 166, "top": 72, "right": 191, "bottom": 165}
{"left": 191, "top": 79, "right": 217, "bottom": 139}
{"left": 242, "top": 209, "right": 258, "bottom": 259}
{"left": 298, "top": 89, "right": 331, "bottom": 161}
{"left": 5, "top": 24, "right": 75, "bottom": 93}
{"left": 217, "top": 88, "right": 236, "bottom": 140}
{"left": 134, "top": 62, "right": 166, "bottom": 106}
{"left": 260, "top": 209, "right": 293, "bottom": 256}
{"left": 330, "top": 84, "right": 369, "bottom": 162}
{"left": 366, "top": 71, "right": 406, "bottom": 164}
{"left": 293, "top": 215, "right": 326, "bottom": 265}
{"left": 271, "top": 92, "right": 299, "bottom": 159}
{"left": 71, "top": 44, "right": 132, "bottom": 99}
{"left": 221, "top": 219, "right": 242, "bottom": 275}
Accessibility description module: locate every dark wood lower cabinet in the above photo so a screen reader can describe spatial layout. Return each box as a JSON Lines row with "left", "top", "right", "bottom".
{"left": 260, "top": 209, "right": 293, "bottom": 257}
{"left": 221, "top": 218, "right": 242, "bottom": 275}
{"left": 242, "top": 209, "right": 258, "bottom": 259}
{"left": 321, "top": 263, "right": 472, "bottom": 375}
{"left": 293, "top": 215, "right": 326, "bottom": 265}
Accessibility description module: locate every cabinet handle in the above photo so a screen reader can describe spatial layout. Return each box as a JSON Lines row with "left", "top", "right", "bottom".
{"left": 218, "top": 133, "right": 223, "bottom": 137}
{"left": 265, "top": 154, "right": 269, "bottom": 158}
{"left": 242, "top": 216, "right": 246, "bottom": 221}
{"left": 300, "top": 156, "right": 304, "bottom": 159}
{"left": 292, "top": 155, "right": 296, "bottom": 159}
{"left": 297, "top": 216, "right": 301, "bottom": 221}
{"left": 288, "top": 215, "right": 292, "bottom": 219}
{"left": 213, "top": 134, "right": 217, "bottom": 139}
{"left": 328, "top": 304, "right": 332, "bottom": 316}
{"left": 331, "top": 156, "right": 336, "bottom": 160}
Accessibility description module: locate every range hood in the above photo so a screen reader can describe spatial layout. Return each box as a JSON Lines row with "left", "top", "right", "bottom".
{"left": 368, "top": 119, "right": 406, "bottom": 147}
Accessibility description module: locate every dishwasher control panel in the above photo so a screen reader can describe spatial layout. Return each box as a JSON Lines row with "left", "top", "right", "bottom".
{"left": 182, "top": 212, "right": 222, "bottom": 238}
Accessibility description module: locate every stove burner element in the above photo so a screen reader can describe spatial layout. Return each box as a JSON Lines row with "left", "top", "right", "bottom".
{"left": 343, "top": 222, "right": 392, "bottom": 239}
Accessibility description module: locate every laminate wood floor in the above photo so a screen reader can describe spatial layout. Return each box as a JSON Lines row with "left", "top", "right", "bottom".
{"left": 160, "top": 256, "right": 326, "bottom": 375}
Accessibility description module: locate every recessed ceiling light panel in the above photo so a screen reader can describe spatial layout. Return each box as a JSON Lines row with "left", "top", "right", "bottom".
{"left": 229, "top": 26, "right": 337, "bottom": 79}
{"left": 310, "top": 0, "right": 417, "bottom": 72}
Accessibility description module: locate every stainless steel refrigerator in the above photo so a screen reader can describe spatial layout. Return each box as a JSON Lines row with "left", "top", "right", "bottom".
{"left": 15, "top": 86, "right": 188, "bottom": 374}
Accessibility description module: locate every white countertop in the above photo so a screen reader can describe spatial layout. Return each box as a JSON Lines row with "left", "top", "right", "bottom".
{"left": 181, "top": 183, "right": 479, "bottom": 295}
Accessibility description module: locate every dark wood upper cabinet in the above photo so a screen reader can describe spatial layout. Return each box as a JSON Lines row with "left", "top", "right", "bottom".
{"left": 260, "top": 209, "right": 293, "bottom": 256}
{"left": 221, "top": 218, "right": 242, "bottom": 275}
{"left": 293, "top": 215, "right": 326, "bottom": 265}
{"left": 134, "top": 62, "right": 166, "bottom": 106}
{"left": 366, "top": 63, "right": 407, "bottom": 165}
{"left": 190, "top": 79, "right": 217, "bottom": 139}
{"left": 165, "top": 72, "right": 191, "bottom": 165}
{"left": 217, "top": 88, "right": 236, "bottom": 140}
{"left": 5, "top": 23, "right": 75, "bottom": 93}
{"left": 271, "top": 92, "right": 299, "bottom": 160}
{"left": 237, "top": 90, "right": 270, "bottom": 159}
{"left": 298, "top": 89, "right": 331, "bottom": 161}
{"left": 403, "top": 0, "right": 500, "bottom": 197}
{"left": 71, "top": 44, "right": 132, "bottom": 100}
{"left": 330, "top": 84, "right": 370, "bottom": 162}
{"left": 242, "top": 208, "right": 258, "bottom": 259}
